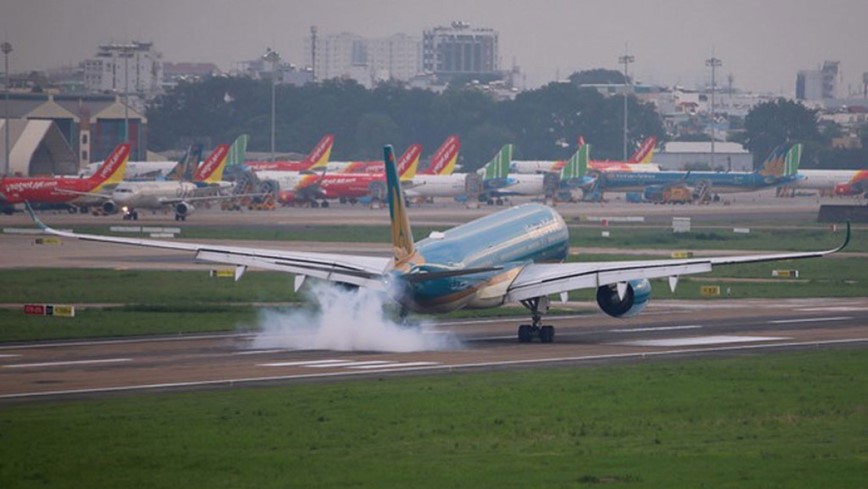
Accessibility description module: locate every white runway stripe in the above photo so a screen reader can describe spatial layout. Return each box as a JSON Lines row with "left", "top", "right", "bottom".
{"left": 3, "top": 358, "right": 132, "bottom": 369}
{"left": 768, "top": 316, "right": 851, "bottom": 324}
{"left": 348, "top": 361, "right": 440, "bottom": 370}
{"left": 612, "top": 325, "right": 703, "bottom": 333}
{"left": 258, "top": 359, "right": 347, "bottom": 367}
{"left": 618, "top": 336, "right": 787, "bottom": 347}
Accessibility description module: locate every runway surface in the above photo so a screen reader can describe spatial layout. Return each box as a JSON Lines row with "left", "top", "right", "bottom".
{"left": 2, "top": 298, "right": 866, "bottom": 401}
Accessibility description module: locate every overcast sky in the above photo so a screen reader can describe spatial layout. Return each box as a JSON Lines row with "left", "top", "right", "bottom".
{"left": 4, "top": 0, "right": 867, "bottom": 95}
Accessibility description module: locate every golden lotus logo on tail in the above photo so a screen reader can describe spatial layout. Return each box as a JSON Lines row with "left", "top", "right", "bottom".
{"left": 384, "top": 145, "right": 416, "bottom": 266}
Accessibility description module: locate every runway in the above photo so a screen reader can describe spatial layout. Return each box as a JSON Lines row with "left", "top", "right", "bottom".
{"left": 2, "top": 297, "right": 866, "bottom": 401}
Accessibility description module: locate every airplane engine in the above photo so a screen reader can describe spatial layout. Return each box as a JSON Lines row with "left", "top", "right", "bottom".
{"left": 175, "top": 202, "right": 195, "bottom": 217}
{"left": 102, "top": 201, "right": 119, "bottom": 214}
{"left": 596, "top": 279, "right": 651, "bottom": 318}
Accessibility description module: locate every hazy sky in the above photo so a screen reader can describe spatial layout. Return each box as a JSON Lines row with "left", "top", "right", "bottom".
{"left": 4, "top": 0, "right": 867, "bottom": 95}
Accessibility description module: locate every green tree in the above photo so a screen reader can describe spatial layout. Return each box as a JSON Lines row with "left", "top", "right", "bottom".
{"left": 568, "top": 69, "right": 628, "bottom": 85}
{"left": 739, "top": 98, "right": 821, "bottom": 166}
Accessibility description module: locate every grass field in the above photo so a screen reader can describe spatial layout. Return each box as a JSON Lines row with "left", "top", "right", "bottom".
{"left": 0, "top": 349, "right": 865, "bottom": 488}
{"left": 0, "top": 248, "right": 863, "bottom": 342}
{"left": 71, "top": 222, "right": 867, "bottom": 253}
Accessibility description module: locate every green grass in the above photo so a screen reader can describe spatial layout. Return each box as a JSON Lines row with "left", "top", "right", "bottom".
{"left": 0, "top": 350, "right": 865, "bottom": 488}
{"left": 72, "top": 223, "right": 867, "bottom": 253}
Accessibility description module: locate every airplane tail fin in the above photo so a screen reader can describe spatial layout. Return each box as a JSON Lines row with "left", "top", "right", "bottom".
{"left": 424, "top": 135, "right": 460, "bottom": 175}
{"left": 397, "top": 144, "right": 422, "bottom": 181}
{"left": 384, "top": 145, "right": 416, "bottom": 266}
{"left": 227, "top": 134, "right": 248, "bottom": 167}
{"left": 629, "top": 136, "right": 657, "bottom": 163}
{"left": 784, "top": 143, "right": 803, "bottom": 177}
{"left": 757, "top": 144, "right": 791, "bottom": 177}
{"left": 301, "top": 134, "right": 335, "bottom": 171}
{"left": 482, "top": 144, "right": 512, "bottom": 181}
{"left": 194, "top": 144, "right": 230, "bottom": 183}
{"left": 89, "top": 143, "right": 130, "bottom": 191}
{"left": 561, "top": 143, "right": 589, "bottom": 181}
{"left": 167, "top": 143, "right": 203, "bottom": 181}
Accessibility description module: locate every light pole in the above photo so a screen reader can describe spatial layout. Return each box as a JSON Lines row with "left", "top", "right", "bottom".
{"left": 263, "top": 48, "right": 281, "bottom": 162}
{"left": 619, "top": 51, "right": 634, "bottom": 161}
{"left": 706, "top": 56, "right": 722, "bottom": 168}
{"left": 120, "top": 44, "right": 135, "bottom": 146}
{"left": 2, "top": 42, "right": 11, "bottom": 176}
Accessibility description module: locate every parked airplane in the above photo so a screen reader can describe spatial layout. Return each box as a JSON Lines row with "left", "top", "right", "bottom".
{"left": 789, "top": 168, "right": 868, "bottom": 196}
{"left": 279, "top": 144, "right": 421, "bottom": 206}
{"left": 589, "top": 143, "right": 804, "bottom": 201}
{"left": 402, "top": 143, "right": 509, "bottom": 202}
{"left": 26, "top": 145, "right": 850, "bottom": 344}
{"left": 510, "top": 136, "right": 658, "bottom": 174}
{"left": 244, "top": 134, "right": 334, "bottom": 172}
{"left": 329, "top": 135, "right": 460, "bottom": 175}
{"left": 0, "top": 143, "right": 129, "bottom": 214}
{"left": 484, "top": 144, "right": 593, "bottom": 204}
{"left": 80, "top": 147, "right": 180, "bottom": 180}
{"left": 833, "top": 169, "right": 868, "bottom": 197}
{"left": 98, "top": 143, "right": 235, "bottom": 220}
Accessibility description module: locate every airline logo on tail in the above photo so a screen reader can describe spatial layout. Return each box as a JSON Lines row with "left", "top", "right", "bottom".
{"left": 561, "top": 143, "right": 589, "bottom": 181}
{"left": 303, "top": 134, "right": 335, "bottom": 170}
{"left": 759, "top": 144, "right": 796, "bottom": 178}
{"left": 483, "top": 144, "right": 512, "bottom": 181}
{"left": 194, "top": 144, "right": 230, "bottom": 183}
{"left": 384, "top": 145, "right": 416, "bottom": 266}
{"left": 784, "top": 143, "right": 803, "bottom": 177}
{"left": 425, "top": 135, "right": 460, "bottom": 175}
{"left": 227, "top": 135, "right": 249, "bottom": 167}
{"left": 397, "top": 144, "right": 422, "bottom": 181}
{"left": 629, "top": 137, "right": 657, "bottom": 164}
{"left": 90, "top": 143, "right": 131, "bottom": 191}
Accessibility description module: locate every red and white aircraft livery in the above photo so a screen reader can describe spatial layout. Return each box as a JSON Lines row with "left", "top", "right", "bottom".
{"left": 278, "top": 144, "right": 421, "bottom": 206}
{"left": 511, "top": 136, "right": 658, "bottom": 174}
{"left": 330, "top": 135, "right": 460, "bottom": 176}
{"left": 0, "top": 143, "right": 129, "bottom": 212}
{"left": 244, "top": 134, "right": 334, "bottom": 172}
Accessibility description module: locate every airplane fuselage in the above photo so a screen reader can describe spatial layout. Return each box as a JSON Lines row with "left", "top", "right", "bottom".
{"left": 111, "top": 181, "right": 200, "bottom": 208}
{"left": 597, "top": 170, "right": 802, "bottom": 193}
{"left": 396, "top": 203, "right": 569, "bottom": 312}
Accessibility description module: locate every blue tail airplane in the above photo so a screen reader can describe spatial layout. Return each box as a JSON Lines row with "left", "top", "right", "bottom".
{"left": 26, "top": 145, "right": 849, "bottom": 343}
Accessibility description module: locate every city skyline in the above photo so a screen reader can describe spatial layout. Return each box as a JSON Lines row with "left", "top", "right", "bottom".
{"left": 3, "top": 0, "right": 868, "bottom": 96}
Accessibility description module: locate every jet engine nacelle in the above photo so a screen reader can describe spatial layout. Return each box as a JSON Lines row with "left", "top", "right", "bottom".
{"left": 174, "top": 202, "right": 195, "bottom": 217}
{"left": 102, "top": 200, "right": 119, "bottom": 215}
{"left": 596, "top": 278, "right": 651, "bottom": 318}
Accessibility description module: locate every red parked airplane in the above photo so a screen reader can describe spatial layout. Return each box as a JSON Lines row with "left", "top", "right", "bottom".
{"left": 0, "top": 143, "right": 130, "bottom": 213}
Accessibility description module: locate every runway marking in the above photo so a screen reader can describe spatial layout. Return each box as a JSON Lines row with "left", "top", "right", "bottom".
{"left": 305, "top": 361, "right": 392, "bottom": 369}
{"left": 259, "top": 359, "right": 347, "bottom": 367}
{"left": 0, "top": 354, "right": 21, "bottom": 359}
{"left": 768, "top": 316, "right": 852, "bottom": 325}
{"left": 796, "top": 307, "right": 868, "bottom": 312}
{"left": 2, "top": 338, "right": 867, "bottom": 400}
{"left": 3, "top": 358, "right": 133, "bottom": 369}
{"left": 611, "top": 325, "right": 703, "bottom": 333}
{"left": 349, "top": 362, "right": 440, "bottom": 370}
{"left": 0, "top": 332, "right": 255, "bottom": 350}
{"left": 233, "top": 349, "right": 289, "bottom": 356}
{"left": 618, "top": 336, "right": 787, "bottom": 347}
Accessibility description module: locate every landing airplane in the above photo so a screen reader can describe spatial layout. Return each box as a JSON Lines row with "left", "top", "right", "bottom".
{"left": 0, "top": 143, "right": 129, "bottom": 214}
{"left": 25, "top": 145, "right": 850, "bottom": 344}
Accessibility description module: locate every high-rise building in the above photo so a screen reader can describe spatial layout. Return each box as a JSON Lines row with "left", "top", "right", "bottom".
{"left": 422, "top": 22, "right": 499, "bottom": 80}
{"left": 796, "top": 60, "right": 839, "bottom": 101}
{"left": 83, "top": 42, "right": 163, "bottom": 99}
{"left": 304, "top": 32, "right": 421, "bottom": 88}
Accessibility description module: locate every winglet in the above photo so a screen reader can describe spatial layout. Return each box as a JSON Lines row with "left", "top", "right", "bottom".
{"left": 384, "top": 145, "right": 416, "bottom": 266}
{"left": 24, "top": 201, "right": 48, "bottom": 232}
{"left": 837, "top": 221, "right": 851, "bottom": 253}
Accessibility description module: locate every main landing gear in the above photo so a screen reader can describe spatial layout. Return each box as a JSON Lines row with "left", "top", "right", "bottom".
{"left": 517, "top": 297, "right": 555, "bottom": 343}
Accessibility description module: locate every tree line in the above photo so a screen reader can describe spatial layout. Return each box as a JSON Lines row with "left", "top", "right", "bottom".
{"left": 147, "top": 72, "right": 866, "bottom": 170}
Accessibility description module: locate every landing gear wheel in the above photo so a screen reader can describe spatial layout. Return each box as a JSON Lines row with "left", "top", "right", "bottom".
{"left": 539, "top": 325, "right": 555, "bottom": 343}
{"left": 517, "top": 297, "right": 555, "bottom": 343}
{"left": 518, "top": 325, "right": 534, "bottom": 343}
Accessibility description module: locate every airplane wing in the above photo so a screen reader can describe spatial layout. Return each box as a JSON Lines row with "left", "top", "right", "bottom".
{"left": 26, "top": 204, "right": 391, "bottom": 289}
{"left": 506, "top": 224, "right": 850, "bottom": 302}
